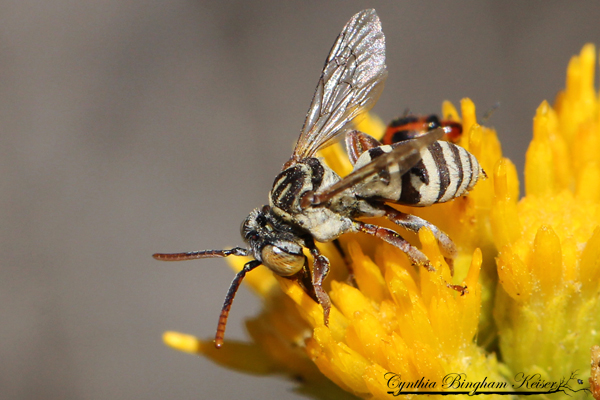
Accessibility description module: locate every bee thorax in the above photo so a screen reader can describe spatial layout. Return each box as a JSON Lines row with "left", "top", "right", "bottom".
{"left": 269, "top": 158, "right": 356, "bottom": 242}
{"left": 270, "top": 158, "right": 338, "bottom": 213}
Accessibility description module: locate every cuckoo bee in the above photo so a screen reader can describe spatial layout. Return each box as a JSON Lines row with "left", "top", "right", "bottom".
{"left": 382, "top": 114, "right": 463, "bottom": 145}
{"left": 382, "top": 102, "right": 500, "bottom": 145}
{"left": 154, "top": 9, "right": 486, "bottom": 348}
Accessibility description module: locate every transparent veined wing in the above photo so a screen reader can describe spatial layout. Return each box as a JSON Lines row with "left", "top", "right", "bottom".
{"left": 288, "top": 9, "right": 388, "bottom": 166}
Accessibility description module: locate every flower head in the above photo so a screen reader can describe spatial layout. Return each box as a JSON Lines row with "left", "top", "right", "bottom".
{"left": 164, "top": 45, "right": 600, "bottom": 399}
{"left": 491, "top": 44, "right": 600, "bottom": 389}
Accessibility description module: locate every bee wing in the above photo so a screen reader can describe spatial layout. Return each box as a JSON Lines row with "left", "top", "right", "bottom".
{"left": 311, "top": 128, "right": 445, "bottom": 205}
{"left": 289, "top": 9, "right": 387, "bottom": 165}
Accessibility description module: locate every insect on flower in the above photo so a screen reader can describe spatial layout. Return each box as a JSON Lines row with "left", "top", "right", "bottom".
{"left": 154, "top": 9, "right": 486, "bottom": 348}
{"left": 382, "top": 102, "right": 500, "bottom": 145}
{"left": 382, "top": 114, "right": 463, "bottom": 144}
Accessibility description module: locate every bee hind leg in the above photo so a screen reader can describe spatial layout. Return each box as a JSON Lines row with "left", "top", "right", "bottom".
{"left": 354, "top": 221, "right": 434, "bottom": 272}
{"left": 383, "top": 206, "right": 467, "bottom": 294}
{"left": 383, "top": 205, "right": 457, "bottom": 274}
{"left": 356, "top": 220, "right": 467, "bottom": 295}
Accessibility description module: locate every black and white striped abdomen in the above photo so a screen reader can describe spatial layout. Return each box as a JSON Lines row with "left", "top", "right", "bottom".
{"left": 401, "top": 140, "right": 485, "bottom": 206}
{"left": 353, "top": 140, "right": 485, "bottom": 207}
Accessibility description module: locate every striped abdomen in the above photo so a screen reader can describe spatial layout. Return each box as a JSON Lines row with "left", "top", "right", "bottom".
{"left": 354, "top": 141, "right": 485, "bottom": 207}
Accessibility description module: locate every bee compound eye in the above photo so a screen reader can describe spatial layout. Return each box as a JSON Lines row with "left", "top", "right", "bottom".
{"left": 261, "top": 245, "right": 305, "bottom": 276}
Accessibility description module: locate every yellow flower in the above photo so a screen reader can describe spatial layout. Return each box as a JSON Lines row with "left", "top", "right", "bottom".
{"left": 491, "top": 44, "right": 600, "bottom": 392}
{"left": 164, "top": 45, "right": 600, "bottom": 399}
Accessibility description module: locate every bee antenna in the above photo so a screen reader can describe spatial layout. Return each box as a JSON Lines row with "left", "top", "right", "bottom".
{"left": 482, "top": 101, "right": 500, "bottom": 123}
{"left": 215, "top": 259, "right": 261, "bottom": 348}
{"left": 152, "top": 247, "right": 250, "bottom": 261}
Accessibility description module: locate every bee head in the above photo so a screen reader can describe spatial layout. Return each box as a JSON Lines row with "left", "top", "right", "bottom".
{"left": 241, "top": 206, "right": 306, "bottom": 276}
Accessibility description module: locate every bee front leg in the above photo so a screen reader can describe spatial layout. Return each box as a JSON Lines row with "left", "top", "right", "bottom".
{"left": 305, "top": 239, "right": 332, "bottom": 326}
{"left": 383, "top": 205, "right": 457, "bottom": 273}
{"left": 355, "top": 221, "right": 434, "bottom": 272}
{"left": 289, "top": 265, "right": 318, "bottom": 303}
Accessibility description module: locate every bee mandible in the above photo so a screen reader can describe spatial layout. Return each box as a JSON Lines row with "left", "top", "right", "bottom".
{"left": 154, "top": 9, "right": 486, "bottom": 348}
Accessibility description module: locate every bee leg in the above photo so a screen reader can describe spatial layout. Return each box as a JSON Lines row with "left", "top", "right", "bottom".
{"left": 383, "top": 205, "right": 457, "bottom": 274}
{"left": 355, "top": 221, "right": 434, "bottom": 272}
{"left": 345, "top": 129, "right": 382, "bottom": 164}
{"left": 332, "top": 239, "right": 357, "bottom": 287}
{"left": 306, "top": 240, "right": 332, "bottom": 326}
{"left": 289, "top": 266, "right": 319, "bottom": 303}
{"left": 383, "top": 206, "right": 467, "bottom": 292}
{"left": 214, "top": 259, "right": 261, "bottom": 348}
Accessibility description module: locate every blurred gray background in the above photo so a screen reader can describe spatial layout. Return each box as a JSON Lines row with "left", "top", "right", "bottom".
{"left": 1, "top": 1, "right": 599, "bottom": 399}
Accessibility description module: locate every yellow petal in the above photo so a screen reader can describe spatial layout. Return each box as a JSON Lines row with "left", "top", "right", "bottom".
{"left": 163, "top": 331, "right": 274, "bottom": 374}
